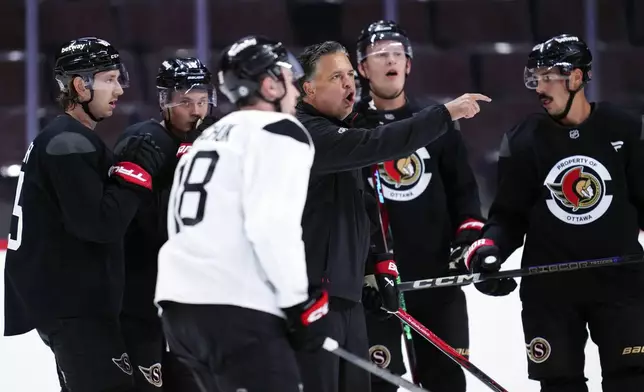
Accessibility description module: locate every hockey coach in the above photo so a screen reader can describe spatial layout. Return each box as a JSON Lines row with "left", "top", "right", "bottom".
{"left": 294, "top": 40, "right": 491, "bottom": 392}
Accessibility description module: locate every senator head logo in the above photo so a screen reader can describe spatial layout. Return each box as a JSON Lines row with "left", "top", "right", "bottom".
{"left": 375, "top": 147, "right": 432, "bottom": 201}
{"left": 544, "top": 155, "right": 612, "bottom": 225}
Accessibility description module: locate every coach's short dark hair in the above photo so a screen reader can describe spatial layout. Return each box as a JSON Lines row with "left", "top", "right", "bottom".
{"left": 297, "top": 41, "right": 348, "bottom": 89}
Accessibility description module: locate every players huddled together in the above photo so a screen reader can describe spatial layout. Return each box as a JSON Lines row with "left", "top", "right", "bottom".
{"left": 4, "top": 19, "right": 644, "bottom": 392}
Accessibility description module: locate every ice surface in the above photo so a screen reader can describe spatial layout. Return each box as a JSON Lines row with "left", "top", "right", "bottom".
{"left": 4, "top": 233, "right": 633, "bottom": 391}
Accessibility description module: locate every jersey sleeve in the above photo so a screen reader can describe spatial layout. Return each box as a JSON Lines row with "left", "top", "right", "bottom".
{"left": 44, "top": 131, "right": 143, "bottom": 243}
{"left": 301, "top": 104, "right": 452, "bottom": 174}
{"left": 626, "top": 115, "right": 644, "bottom": 229}
{"left": 482, "top": 129, "right": 538, "bottom": 261}
{"left": 114, "top": 123, "right": 175, "bottom": 245}
{"left": 437, "top": 122, "right": 484, "bottom": 233}
{"left": 242, "top": 119, "right": 314, "bottom": 309}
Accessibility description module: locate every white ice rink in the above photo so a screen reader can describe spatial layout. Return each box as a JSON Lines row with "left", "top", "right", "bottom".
{"left": 3, "top": 235, "right": 627, "bottom": 391}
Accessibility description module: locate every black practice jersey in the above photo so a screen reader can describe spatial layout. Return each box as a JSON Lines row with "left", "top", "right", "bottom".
{"left": 4, "top": 114, "right": 144, "bottom": 335}
{"left": 295, "top": 101, "right": 453, "bottom": 302}
{"left": 483, "top": 102, "right": 644, "bottom": 301}
{"left": 353, "top": 98, "right": 483, "bottom": 280}
{"left": 115, "top": 120, "right": 200, "bottom": 319}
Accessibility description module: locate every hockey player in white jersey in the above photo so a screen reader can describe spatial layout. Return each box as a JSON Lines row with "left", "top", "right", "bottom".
{"left": 154, "top": 36, "right": 329, "bottom": 392}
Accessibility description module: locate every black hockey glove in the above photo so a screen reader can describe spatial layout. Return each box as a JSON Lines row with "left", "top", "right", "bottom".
{"left": 464, "top": 239, "right": 517, "bottom": 296}
{"left": 282, "top": 289, "right": 329, "bottom": 352}
{"left": 373, "top": 253, "right": 400, "bottom": 313}
{"left": 111, "top": 134, "right": 165, "bottom": 191}
{"left": 195, "top": 115, "right": 218, "bottom": 132}
{"left": 449, "top": 219, "right": 485, "bottom": 274}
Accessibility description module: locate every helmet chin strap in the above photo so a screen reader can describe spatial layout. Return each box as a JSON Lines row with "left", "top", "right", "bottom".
{"left": 257, "top": 79, "right": 287, "bottom": 113}
{"left": 80, "top": 89, "right": 104, "bottom": 123}
{"left": 549, "top": 79, "right": 585, "bottom": 122}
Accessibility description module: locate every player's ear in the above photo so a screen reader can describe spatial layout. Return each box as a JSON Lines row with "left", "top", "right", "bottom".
{"left": 72, "top": 76, "right": 89, "bottom": 100}
{"left": 302, "top": 80, "right": 315, "bottom": 98}
{"left": 357, "top": 62, "right": 367, "bottom": 79}
{"left": 258, "top": 76, "right": 275, "bottom": 100}
{"left": 571, "top": 69, "right": 583, "bottom": 90}
{"left": 405, "top": 58, "right": 411, "bottom": 76}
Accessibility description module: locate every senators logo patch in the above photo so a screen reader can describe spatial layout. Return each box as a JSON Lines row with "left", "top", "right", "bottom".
{"left": 526, "top": 337, "right": 551, "bottom": 364}
{"left": 544, "top": 155, "right": 612, "bottom": 225}
{"left": 374, "top": 147, "right": 432, "bottom": 201}
{"left": 369, "top": 345, "right": 392, "bottom": 368}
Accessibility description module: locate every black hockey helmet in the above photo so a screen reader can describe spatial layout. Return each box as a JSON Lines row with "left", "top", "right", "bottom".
{"left": 524, "top": 34, "right": 592, "bottom": 90}
{"left": 54, "top": 37, "right": 129, "bottom": 93}
{"left": 356, "top": 20, "right": 413, "bottom": 63}
{"left": 156, "top": 57, "right": 216, "bottom": 109}
{"left": 217, "top": 35, "right": 303, "bottom": 105}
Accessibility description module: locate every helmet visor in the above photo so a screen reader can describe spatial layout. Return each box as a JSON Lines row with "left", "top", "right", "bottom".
{"left": 158, "top": 83, "right": 217, "bottom": 109}
{"left": 277, "top": 51, "right": 305, "bottom": 82}
{"left": 56, "top": 63, "right": 130, "bottom": 92}
{"left": 360, "top": 41, "right": 411, "bottom": 64}
{"left": 88, "top": 64, "right": 130, "bottom": 90}
{"left": 523, "top": 65, "right": 570, "bottom": 90}
{"left": 358, "top": 33, "right": 412, "bottom": 62}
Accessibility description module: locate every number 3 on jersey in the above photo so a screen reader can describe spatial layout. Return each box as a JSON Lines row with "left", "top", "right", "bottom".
{"left": 8, "top": 142, "right": 33, "bottom": 251}
{"left": 172, "top": 150, "right": 219, "bottom": 232}
{"left": 7, "top": 171, "right": 24, "bottom": 251}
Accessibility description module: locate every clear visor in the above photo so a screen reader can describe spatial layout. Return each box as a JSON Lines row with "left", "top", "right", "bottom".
{"left": 277, "top": 51, "right": 305, "bottom": 82}
{"left": 56, "top": 64, "right": 130, "bottom": 92}
{"left": 362, "top": 41, "right": 411, "bottom": 63}
{"left": 158, "top": 84, "right": 217, "bottom": 110}
{"left": 359, "top": 39, "right": 412, "bottom": 63}
{"left": 524, "top": 66, "right": 570, "bottom": 89}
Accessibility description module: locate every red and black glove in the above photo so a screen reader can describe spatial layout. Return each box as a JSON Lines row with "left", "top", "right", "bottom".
{"left": 463, "top": 238, "right": 517, "bottom": 296}
{"left": 111, "top": 134, "right": 165, "bottom": 191}
{"left": 373, "top": 253, "right": 400, "bottom": 313}
{"left": 282, "top": 289, "right": 329, "bottom": 352}
{"left": 449, "top": 219, "right": 485, "bottom": 274}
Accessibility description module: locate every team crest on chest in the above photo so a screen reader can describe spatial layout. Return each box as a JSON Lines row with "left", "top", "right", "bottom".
{"left": 376, "top": 148, "right": 432, "bottom": 201}
{"left": 544, "top": 155, "right": 612, "bottom": 225}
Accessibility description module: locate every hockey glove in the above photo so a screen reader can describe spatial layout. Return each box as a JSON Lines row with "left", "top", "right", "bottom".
{"left": 362, "top": 276, "right": 392, "bottom": 320}
{"left": 111, "top": 134, "right": 165, "bottom": 191}
{"left": 195, "top": 115, "right": 218, "bottom": 132}
{"left": 282, "top": 289, "right": 329, "bottom": 352}
{"left": 464, "top": 239, "right": 517, "bottom": 296}
{"left": 449, "top": 218, "right": 485, "bottom": 274}
{"left": 373, "top": 253, "right": 400, "bottom": 313}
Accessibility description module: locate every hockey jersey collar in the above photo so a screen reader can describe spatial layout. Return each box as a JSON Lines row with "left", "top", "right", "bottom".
{"left": 354, "top": 95, "right": 423, "bottom": 119}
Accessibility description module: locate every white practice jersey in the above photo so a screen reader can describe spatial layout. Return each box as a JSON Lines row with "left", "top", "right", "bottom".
{"left": 155, "top": 110, "right": 315, "bottom": 318}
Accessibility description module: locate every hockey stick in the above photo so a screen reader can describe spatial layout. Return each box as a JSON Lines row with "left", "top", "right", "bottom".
{"left": 370, "top": 166, "right": 420, "bottom": 384}
{"left": 398, "top": 253, "right": 644, "bottom": 292}
{"left": 322, "top": 337, "right": 430, "bottom": 392}
{"left": 394, "top": 310, "right": 508, "bottom": 392}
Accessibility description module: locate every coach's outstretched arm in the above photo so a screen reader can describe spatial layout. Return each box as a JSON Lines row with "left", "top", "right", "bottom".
{"left": 298, "top": 93, "right": 490, "bottom": 174}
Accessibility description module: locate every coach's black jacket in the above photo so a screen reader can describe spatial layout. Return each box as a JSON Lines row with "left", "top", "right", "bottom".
{"left": 295, "top": 101, "right": 452, "bottom": 303}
